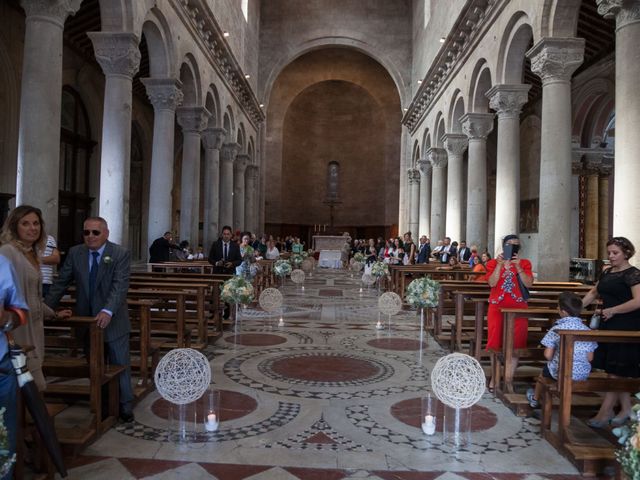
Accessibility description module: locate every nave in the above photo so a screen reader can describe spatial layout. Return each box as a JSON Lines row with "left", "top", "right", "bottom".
{"left": 48, "top": 269, "right": 586, "bottom": 480}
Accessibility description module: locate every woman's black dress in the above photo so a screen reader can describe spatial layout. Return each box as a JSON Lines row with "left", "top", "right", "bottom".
{"left": 593, "top": 266, "right": 640, "bottom": 377}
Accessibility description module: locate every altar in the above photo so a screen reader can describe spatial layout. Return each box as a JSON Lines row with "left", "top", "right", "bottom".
{"left": 313, "top": 235, "right": 350, "bottom": 251}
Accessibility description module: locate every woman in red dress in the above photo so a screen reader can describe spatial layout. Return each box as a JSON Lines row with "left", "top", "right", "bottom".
{"left": 485, "top": 234, "right": 533, "bottom": 391}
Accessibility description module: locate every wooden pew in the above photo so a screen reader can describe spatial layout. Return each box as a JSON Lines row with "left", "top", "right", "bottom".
{"left": 146, "top": 261, "right": 213, "bottom": 274}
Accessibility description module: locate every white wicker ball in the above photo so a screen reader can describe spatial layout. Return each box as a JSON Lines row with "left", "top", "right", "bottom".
{"left": 361, "top": 273, "right": 375, "bottom": 286}
{"left": 154, "top": 348, "right": 211, "bottom": 405}
{"left": 290, "top": 269, "right": 306, "bottom": 284}
{"left": 259, "top": 288, "right": 283, "bottom": 312}
{"left": 350, "top": 261, "right": 363, "bottom": 272}
{"left": 378, "top": 292, "right": 403, "bottom": 316}
{"left": 301, "top": 259, "right": 313, "bottom": 273}
{"left": 430, "top": 353, "right": 486, "bottom": 409}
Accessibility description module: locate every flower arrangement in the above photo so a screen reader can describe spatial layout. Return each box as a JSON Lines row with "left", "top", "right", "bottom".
{"left": 0, "top": 407, "right": 15, "bottom": 478}
{"left": 406, "top": 277, "right": 441, "bottom": 309}
{"left": 353, "top": 252, "right": 365, "bottom": 263}
{"left": 301, "top": 251, "right": 309, "bottom": 259}
{"left": 103, "top": 255, "right": 112, "bottom": 264}
{"left": 613, "top": 396, "right": 640, "bottom": 479}
{"left": 371, "top": 261, "right": 389, "bottom": 278}
{"left": 220, "top": 276, "right": 254, "bottom": 304}
{"left": 274, "top": 259, "right": 292, "bottom": 277}
{"left": 242, "top": 245, "right": 255, "bottom": 260}
{"left": 290, "top": 253, "right": 303, "bottom": 268}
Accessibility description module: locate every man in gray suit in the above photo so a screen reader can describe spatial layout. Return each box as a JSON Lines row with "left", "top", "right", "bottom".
{"left": 46, "top": 217, "right": 134, "bottom": 421}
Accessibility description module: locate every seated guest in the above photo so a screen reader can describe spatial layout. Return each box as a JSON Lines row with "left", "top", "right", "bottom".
{"left": 265, "top": 240, "right": 280, "bottom": 260}
{"left": 365, "top": 238, "right": 377, "bottom": 265}
{"left": 470, "top": 254, "right": 487, "bottom": 282}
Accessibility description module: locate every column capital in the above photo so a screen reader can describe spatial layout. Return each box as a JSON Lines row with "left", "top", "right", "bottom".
{"left": 176, "top": 106, "right": 210, "bottom": 134}
{"left": 427, "top": 147, "right": 448, "bottom": 168}
{"left": 141, "top": 78, "right": 183, "bottom": 112}
{"left": 443, "top": 133, "right": 469, "bottom": 156}
{"left": 486, "top": 84, "right": 530, "bottom": 119}
{"left": 597, "top": 0, "right": 640, "bottom": 29}
{"left": 460, "top": 112, "right": 495, "bottom": 140}
{"left": 20, "top": 0, "right": 82, "bottom": 27}
{"left": 202, "top": 127, "right": 227, "bottom": 150}
{"left": 407, "top": 168, "right": 421, "bottom": 184}
{"left": 89, "top": 32, "right": 141, "bottom": 79}
{"left": 417, "top": 158, "right": 432, "bottom": 176}
{"left": 235, "top": 154, "right": 250, "bottom": 172}
{"left": 246, "top": 164, "right": 260, "bottom": 180}
{"left": 527, "top": 37, "right": 585, "bottom": 85}
{"left": 221, "top": 143, "right": 241, "bottom": 164}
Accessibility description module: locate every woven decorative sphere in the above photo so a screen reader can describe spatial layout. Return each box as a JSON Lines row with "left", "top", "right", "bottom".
{"left": 154, "top": 348, "right": 211, "bottom": 405}
{"left": 430, "top": 353, "right": 486, "bottom": 409}
{"left": 290, "top": 269, "right": 306, "bottom": 284}
{"left": 378, "top": 292, "right": 403, "bottom": 316}
{"left": 350, "top": 261, "right": 363, "bottom": 272}
{"left": 259, "top": 288, "right": 283, "bottom": 312}
{"left": 301, "top": 259, "right": 313, "bottom": 273}
{"left": 361, "top": 273, "right": 375, "bottom": 286}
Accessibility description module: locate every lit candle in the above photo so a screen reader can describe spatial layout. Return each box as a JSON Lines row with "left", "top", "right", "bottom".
{"left": 301, "top": 285, "right": 305, "bottom": 291}
{"left": 359, "top": 287, "right": 363, "bottom": 293}
{"left": 421, "top": 414, "right": 436, "bottom": 435}
{"left": 205, "top": 412, "right": 219, "bottom": 432}
{"left": 375, "top": 319, "right": 384, "bottom": 330}
{"left": 278, "top": 317, "right": 285, "bottom": 327}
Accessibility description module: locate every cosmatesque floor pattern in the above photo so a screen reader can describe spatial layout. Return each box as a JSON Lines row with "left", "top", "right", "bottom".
{"left": 56, "top": 269, "right": 597, "bottom": 479}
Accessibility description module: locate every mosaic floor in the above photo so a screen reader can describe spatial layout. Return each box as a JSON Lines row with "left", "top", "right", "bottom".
{"left": 56, "top": 269, "right": 596, "bottom": 479}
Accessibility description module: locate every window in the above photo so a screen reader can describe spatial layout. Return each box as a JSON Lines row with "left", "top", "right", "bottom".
{"left": 242, "top": 0, "right": 249, "bottom": 21}
{"left": 424, "top": 0, "right": 431, "bottom": 28}
{"left": 60, "top": 87, "right": 92, "bottom": 194}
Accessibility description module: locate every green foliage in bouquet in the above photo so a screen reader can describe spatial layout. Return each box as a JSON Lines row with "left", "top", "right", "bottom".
{"left": 220, "top": 276, "right": 255, "bottom": 304}
{"left": 242, "top": 245, "right": 255, "bottom": 259}
{"left": 371, "top": 261, "right": 389, "bottom": 278}
{"left": 290, "top": 253, "right": 303, "bottom": 267}
{"left": 0, "top": 407, "right": 15, "bottom": 478}
{"left": 274, "top": 259, "right": 292, "bottom": 277}
{"left": 406, "top": 277, "right": 440, "bottom": 309}
{"left": 301, "top": 251, "right": 310, "bottom": 259}
{"left": 613, "top": 395, "right": 640, "bottom": 480}
{"left": 353, "top": 252, "right": 365, "bottom": 263}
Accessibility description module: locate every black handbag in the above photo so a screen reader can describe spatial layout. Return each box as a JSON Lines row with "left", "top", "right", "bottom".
{"left": 516, "top": 273, "right": 530, "bottom": 301}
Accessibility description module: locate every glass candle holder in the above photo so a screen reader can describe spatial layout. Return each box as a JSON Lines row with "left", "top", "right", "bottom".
{"left": 421, "top": 393, "right": 437, "bottom": 436}
{"left": 202, "top": 387, "right": 221, "bottom": 433}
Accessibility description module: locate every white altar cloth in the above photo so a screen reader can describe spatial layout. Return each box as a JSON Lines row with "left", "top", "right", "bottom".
{"left": 318, "top": 250, "right": 342, "bottom": 269}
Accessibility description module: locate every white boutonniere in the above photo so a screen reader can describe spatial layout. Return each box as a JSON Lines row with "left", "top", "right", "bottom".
{"left": 103, "top": 255, "right": 112, "bottom": 264}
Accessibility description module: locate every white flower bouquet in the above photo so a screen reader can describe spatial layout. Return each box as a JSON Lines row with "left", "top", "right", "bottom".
{"left": 290, "top": 254, "right": 303, "bottom": 268}
{"left": 220, "top": 276, "right": 255, "bottom": 304}
{"left": 353, "top": 252, "right": 365, "bottom": 263}
{"left": 613, "top": 395, "right": 640, "bottom": 479}
{"left": 371, "top": 261, "right": 389, "bottom": 278}
{"left": 274, "top": 259, "right": 292, "bottom": 277}
{"left": 406, "top": 277, "right": 440, "bottom": 309}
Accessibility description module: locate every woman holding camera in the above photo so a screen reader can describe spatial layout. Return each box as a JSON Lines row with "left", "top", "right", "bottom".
{"left": 485, "top": 234, "right": 533, "bottom": 391}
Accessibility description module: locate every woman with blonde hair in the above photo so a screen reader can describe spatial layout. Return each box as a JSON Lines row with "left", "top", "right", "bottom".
{"left": 0, "top": 205, "right": 70, "bottom": 390}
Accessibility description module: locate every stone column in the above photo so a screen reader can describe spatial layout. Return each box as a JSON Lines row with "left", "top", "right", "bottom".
{"left": 427, "top": 147, "right": 448, "bottom": 242}
{"left": 461, "top": 113, "right": 495, "bottom": 251}
{"left": 176, "top": 106, "right": 210, "bottom": 245}
{"left": 245, "top": 165, "right": 259, "bottom": 233}
{"left": 528, "top": 38, "right": 584, "bottom": 280}
{"left": 417, "top": 158, "right": 432, "bottom": 237}
{"left": 583, "top": 157, "right": 601, "bottom": 259}
{"left": 234, "top": 154, "right": 250, "bottom": 231}
{"left": 486, "top": 84, "right": 530, "bottom": 256}
{"left": 141, "top": 78, "right": 183, "bottom": 250}
{"left": 407, "top": 168, "right": 421, "bottom": 236}
{"left": 16, "top": 0, "right": 81, "bottom": 235}
{"left": 598, "top": 0, "right": 640, "bottom": 267}
{"left": 443, "top": 134, "right": 468, "bottom": 243}
{"left": 201, "top": 127, "right": 226, "bottom": 247}
{"left": 598, "top": 160, "right": 613, "bottom": 259}
{"left": 219, "top": 143, "right": 239, "bottom": 229}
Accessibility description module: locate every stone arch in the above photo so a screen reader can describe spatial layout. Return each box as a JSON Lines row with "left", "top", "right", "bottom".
{"left": 448, "top": 91, "right": 465, "bottom": 133}
{"left": 178, "top": 54, "right": 201, "bottom": 106}
{"left": 497, "top": 12, "right": 534, "bottom": 84}
{"left": 237, "top": 123, "right": 247, "bottom": 151}
{"left": 141, "top": 8, "right": 176, "bottom": 77}
{"left": 468, "top": 59, "right": 493, "bottom": 113}
{"left": 421, "top": 129, "right": 431, "bottom": 154}
{"left": 572, "top": 78, "right": 615, "bottom": 147}
{"left": 223, "top": 107, "right": 235, "bottom": 143}
{"left": 539, "top": 0, "right": 581, "bottom": 38}
{"left": 434, "top": 112, "right": 446, "bottom": 147}
{"left": 205, "top": 85, "right": 221, "bottom": 128}
{"left": 98, "top": 0, "right": 153, "bottom": 34}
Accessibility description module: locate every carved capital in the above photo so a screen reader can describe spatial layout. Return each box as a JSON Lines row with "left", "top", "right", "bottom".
{"left": 235, "top": 154, "right": 250, "bottom": 173}
{"left": 486, "top": 84, "right": 530, "bottom": 119}
{"left": 202, "top": 127, "right": 227, "bottom": 150}
{"left": 246, "top": 164, "right": 260, "bottom": 181}
{"left": 88, "top": 32, "right": 141, "bottom": 79}
{"left": 407, "top": 168, "right": 421, "bottom": 184}
{"left": 417, "top": 158, "right": 432, "bottom": 176}
{"left": 527, "top": 38, "right": 584, "bottom": 85}
{"left": 427, "top": 147, "right": 448, "bottom": 169}
{"left": 141, "top": 78, "right": 183, "bottom": 112}
{"left": 20, "top": 0, "right": 82, "bottom": 27}
{"left": 443, "top": 133, "right": 469, "bottom": 156}
{"left": 221, "top": 143, "right": 241, "bottom": 164}
{"left": 460, "top": 113, "right": 495, "bottom": 140}
{"left": 597, "top": 0, "right": 640, "bottom": 29}
{"left": 176, "top": 106, "right": 210, "bottom": 134}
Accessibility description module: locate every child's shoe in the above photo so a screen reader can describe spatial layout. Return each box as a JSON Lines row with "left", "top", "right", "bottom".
{"left": 526, "top": 388, "right": 540, "bottom": 408}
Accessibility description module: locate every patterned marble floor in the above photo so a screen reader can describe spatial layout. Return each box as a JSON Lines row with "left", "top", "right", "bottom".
{"left": 54, "top": 269, "right": 599, "bottom": 479}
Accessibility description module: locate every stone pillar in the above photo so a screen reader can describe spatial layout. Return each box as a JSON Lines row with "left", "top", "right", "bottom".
{"left": 407, "top": 168, "right": 421, "bottom": 236}
{"left": 234, "top": 154, "right": 250, "bottom": 231}
{"left": 176, "top": 106, "right": 210, "bottom": 245}
{"left": 584, "top": 158, "right": 600, "bottom": 259}
{"left": 89, "top": 32, "right": 141, "bottom": 245}
{"left": 443, "top": 134, "right": 468, "bottom": 243}
{"left": 598, "top": 161, "right": 613, "bottom": 259}
{"left": 219, "top": 143, "right": 239, "bottom": 229}
{"left": 417, "top": 158, "right": 432, "bottom": 237}
{"left": 486, "top": 84, "right": 530, "bottom": 256}
{"left": 598, "top": 0, "right": 640, "bottom": 267}
{"left": 16, "top": 0, "right": 81, "bottom": 235}
{"left": 201, "top": 127, "right": 226, "bottom": 247}
{"left": 528, "top": 38, "right": 584, "bottom": 280}
{"left": 427, "top": 147, "right": 448, "bottom": 242}
{"left": 461, "top": 113, "right": 495, "bottom": 251}
{"left": 141, "top": 78, "right": 183, "bottom": 249}
{"left": 245, "top": 165, "right": 259, "bottom": 233}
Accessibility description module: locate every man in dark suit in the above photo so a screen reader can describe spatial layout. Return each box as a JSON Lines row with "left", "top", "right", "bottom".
{"left": 148, "top": 231, "right": 179, "bottom": 263}
{"left": 416, "top": 235, "right": 431, "bottom": 264}
{"left": 458, "top": 241, "right": 471, "bottom": 263}
{"left": 208, "top": 225, "right": 242, "bottom": 274}
{"left": 46, "top": 217, "right": 134, "bottom": 421}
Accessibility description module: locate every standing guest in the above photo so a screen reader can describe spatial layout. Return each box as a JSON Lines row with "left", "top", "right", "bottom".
{"left": 45, "top": 216, "right": 134, "bottom": 421}
{"left": 485, "top": 234, "right": 533, "bottom": 392}
{"left": 0, "top": 206, "right": 71, "bottom": 391}
{"left": 148, "top": 231, "right": 179, "bottom": 263}
{"left": 431, "top": 240, "right": 444, "bottom": 261}
{"left": 365, "top": 238, "right": 377, "bottom": 265}
{"left": 416, "top": 236, "right": 431, "bottom": 264}
{"left": 208, "top": 225, "right": 242, "bottom": 274}
{"left": 581, "top": 237, "right": 640, "bottom": 427}
{"left": 458, "top": 241, "right": 471, "bottom": 262}
{"left": 40, "top": 234, "right": 60, "bottom": 298}
{"left": 403, "top": 232, "right": 417, "bottom": 265}
{"left": 0, "top": 255, "right": 29, "bottom": 480}
{"left": 440, "top": 237, "right": 453, "bottom": 263}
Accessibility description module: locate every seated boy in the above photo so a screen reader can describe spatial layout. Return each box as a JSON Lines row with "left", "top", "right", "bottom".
{"left": 526, "top": 291, "right": 597, "bottom": 408}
